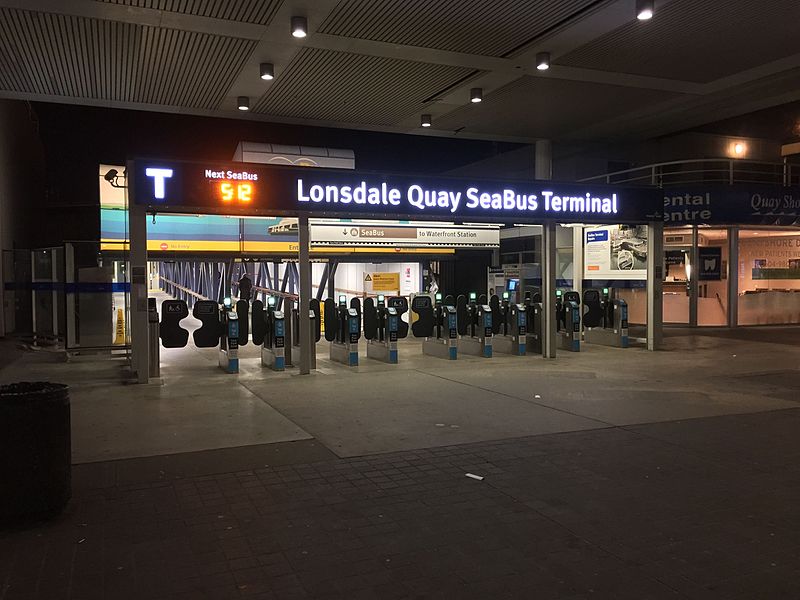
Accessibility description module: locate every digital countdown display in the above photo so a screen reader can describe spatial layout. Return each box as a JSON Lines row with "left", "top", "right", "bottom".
{"left": 205, "top": 168, "right": 256, "bottom": 204}
{"left": 133, "top": 159, "right": 664, "bottom": 224}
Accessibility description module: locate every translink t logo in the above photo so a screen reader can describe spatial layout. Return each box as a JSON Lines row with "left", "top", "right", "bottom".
{"left": 145, "top": 167, "right": 173, "bottom": 200}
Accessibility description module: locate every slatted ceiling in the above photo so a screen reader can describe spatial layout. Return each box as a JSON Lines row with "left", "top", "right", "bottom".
{"left": 319, "top": 0, "right": 600, "bottom": 58}
{"left": 557, "top": 0, "right": 800, "bottom": 84}
{"left": 0, "top": 8, "right": 256, "bottom": 108}
{"left": 253, "top": 48, "right": 475, "bottom": 126}
{"left": 92, "top": 0, "right": 283, "bottom": 25}
{"left": 434, "top": 75, "right": 684, "bottom": 139}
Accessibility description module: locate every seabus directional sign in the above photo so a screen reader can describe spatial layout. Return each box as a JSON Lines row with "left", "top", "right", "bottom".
{"left": 133, "top": 159, "right": 664, "bottom": 224}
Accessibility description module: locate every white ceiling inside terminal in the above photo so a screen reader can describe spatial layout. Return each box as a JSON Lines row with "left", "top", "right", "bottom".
{"left": 0, "top": 0, "right": 798, "bottom": 143}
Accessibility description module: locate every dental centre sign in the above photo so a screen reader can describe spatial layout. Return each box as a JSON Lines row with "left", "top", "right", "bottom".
{"left": 132, "top": 159, "right": 663, "bottom": 224}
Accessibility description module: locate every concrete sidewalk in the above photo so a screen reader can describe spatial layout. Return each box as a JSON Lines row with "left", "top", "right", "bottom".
{"left": 2, "top": 408, "right": 800, "bottom": 599}
{"left": 1, "top": 328, "right": 798, "bottom": 462}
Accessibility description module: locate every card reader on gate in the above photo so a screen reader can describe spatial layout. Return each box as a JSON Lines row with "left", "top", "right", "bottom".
{"left": 423, "top": 293, "right": 458, "bottom": 360}
{"left": 458, "top": 292, "right": 493, "bottom": 358}
{"left": 261, "top": 295, "right": 286, "bottom": 371}
{"left": 218, "top": 297, "right": 239, "bottom": 373}
{"left": 582, "top": 288, "right": 629, "bottom": 348}
{"left": 330, "top": 295, "right": 360, "bottom": 366}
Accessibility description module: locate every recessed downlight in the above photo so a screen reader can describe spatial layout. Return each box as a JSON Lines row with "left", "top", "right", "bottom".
{"left": 636, "top": 0, "right": 654, "bottom": 20}
{"left": 291, "top": 16, "right": 307, "bottom": 38}
{"left": 536, "top": 52, "right": 550, "bottom": 71}
{"left": 260, "top": 63, "right": 274, "bottom": 80}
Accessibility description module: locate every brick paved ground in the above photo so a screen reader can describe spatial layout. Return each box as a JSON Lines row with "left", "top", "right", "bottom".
{"left": 3, "top": 408, "right": 800, "bottom": 600}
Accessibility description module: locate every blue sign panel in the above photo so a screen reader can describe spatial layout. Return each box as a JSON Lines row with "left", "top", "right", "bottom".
{"left": 131, "top": 159, "right": 664, "bottom": 225}
{"left": 586, "top": 230, "right": 608, "bottom": 242}
{"left": 663, "top": 185, "right": 800, "bottom": 226}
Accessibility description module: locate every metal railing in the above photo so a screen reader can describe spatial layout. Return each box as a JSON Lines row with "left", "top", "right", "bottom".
{"left": 578, "top": 158, "right": 799, "bottom": 187}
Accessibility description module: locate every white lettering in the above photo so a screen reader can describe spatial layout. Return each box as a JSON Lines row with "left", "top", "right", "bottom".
{"left": 145, "top": 167, "right": 173, "bottom": 200}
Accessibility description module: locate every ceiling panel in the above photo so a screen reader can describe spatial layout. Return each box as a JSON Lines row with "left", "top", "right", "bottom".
{"left": 434, "top": 76, "right": 685, "bottom": 139}
{"left": 92, "top": 0, "right": 283, "bottom": 25}
{"left": 557, "top": 0, "right": 800, "bottom": 83}
{"left": 0, "top": 8, "right": 256, "bottom": 108}
{"left": 319, "top": 0, "right": 601, "bottom": 57}
{"left": 253, "top": 48, "right": 474, "bottom": 126}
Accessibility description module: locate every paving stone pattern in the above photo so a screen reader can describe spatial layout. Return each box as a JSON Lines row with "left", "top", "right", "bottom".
{"left": 4, "top": 409, "right": 800, "bottom": 600}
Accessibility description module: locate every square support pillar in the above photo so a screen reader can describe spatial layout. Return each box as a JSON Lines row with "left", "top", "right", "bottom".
{"left": 646, "top": 220, "right": 664, "bottom": 351}
{"left": 728, "top": 227, "right": 738, "bottom": 328}
{"left": 127, "top": 167, "right": 150, "bottom": 383}
{"left": 542, "top": 222, "right": 557, "bottom": 358}
{"left": 572, "top": 226, "right": 584, "bottom": 304}
{"left": 298, "top": 214, "right": 312, "bottom": 375}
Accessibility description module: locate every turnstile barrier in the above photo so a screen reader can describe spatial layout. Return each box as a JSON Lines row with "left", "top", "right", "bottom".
{"left": 159, "top": 299, "right": 189, "bottom": 348}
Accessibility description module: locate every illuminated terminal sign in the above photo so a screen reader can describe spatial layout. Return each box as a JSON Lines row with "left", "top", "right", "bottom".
{"left": 132, "top": 159, "right": 663, "bottom": 224}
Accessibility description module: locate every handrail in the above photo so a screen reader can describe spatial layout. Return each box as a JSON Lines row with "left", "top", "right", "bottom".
{"left": 578, "top": 157, "right": 795, "bottom": 187}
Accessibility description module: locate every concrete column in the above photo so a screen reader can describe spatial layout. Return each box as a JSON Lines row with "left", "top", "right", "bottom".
{"left": 572, "top": 226, "right": 583, "bottom": 303}
{"left": 646, "top": 220, "right": 664, "bottom": 351}
{"left": 535, "top": 140, "right": 552, "bottom": 180}
{"left": 689, "top": 226, "right": 699, "bottom": 327}
{"left": 542, "top": 222, "right": 557, "bottom": 358}
{"left": 728, "top": 227, "right": 738, "bottom": 328}
{"left": 127, "top": 165, "right": 149, "bottom": 383}
{"left": 298, "top": 214, "right": 312, "bottom": 375}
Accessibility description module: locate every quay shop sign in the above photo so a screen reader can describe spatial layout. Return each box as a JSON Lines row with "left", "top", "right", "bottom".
{"left": 663, "top": 185, "right": 800, "bottom": 226}
{"left": 133, "top": 160, "right": 663, "bottom": 224}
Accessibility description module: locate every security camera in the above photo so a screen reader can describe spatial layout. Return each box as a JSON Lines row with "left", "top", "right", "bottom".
{"left": 104, "top": 169, "right": 118, "bottom": 182}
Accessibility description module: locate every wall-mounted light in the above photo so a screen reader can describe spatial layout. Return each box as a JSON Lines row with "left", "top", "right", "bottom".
{"left": 237, "top": 96, "right": 249, "bottom": 111}
{"left": 421, "top": 114, "right": 432, "bottom": 128}
{"left": 291, "top": 16, "right": 307, "bottom": 38}
{"left": 470, "top": 88, "right": 483, "bottom": 103}
{"left": 260, "top": 63, "right": 274, "bottom": 80}
{"left": 729, "top": 141, "right": 748, "bottom": 158}
{"left": 636, "top": 0, "right": 654, "bottom": 20}
{"left": 536, "top": 52, "right": 550, "bottom": 71}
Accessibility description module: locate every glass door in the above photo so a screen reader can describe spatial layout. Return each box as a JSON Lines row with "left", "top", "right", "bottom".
{"left": 663, "top": 228, "right": 692, "bottom": 324}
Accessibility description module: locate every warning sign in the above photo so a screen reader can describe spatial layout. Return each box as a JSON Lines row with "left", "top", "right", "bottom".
{"left": 364, "top": 272, "right": 400, "bottom": 292}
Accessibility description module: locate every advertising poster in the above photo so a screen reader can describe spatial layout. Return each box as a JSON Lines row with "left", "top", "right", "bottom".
{"left": 584, "top": 225, "right": 648, "bottom": 280}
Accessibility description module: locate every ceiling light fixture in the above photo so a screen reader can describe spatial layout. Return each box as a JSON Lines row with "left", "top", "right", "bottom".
{"left": 237, "top": 96, "right": 249, "bottom": 111}
{"left": 636, "top": 0, "right": 654, "bottom": 20}
{"left": 470, "top": 88, "right": 483, "bottom": 103}
{"left": 291, "top": 16, "right": 307, "bottom": 38}
{"left": 260, "top": 63, "right": 274, "bottom": 80}
{"left": 536, "top": 52, "right": 550, "bottom": 71}
{"left": 421, "top": 114, "right": 432, "bottom": 128}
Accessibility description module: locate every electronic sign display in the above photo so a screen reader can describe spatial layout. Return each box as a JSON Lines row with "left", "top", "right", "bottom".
{"left": 132, "top": 159, "right": 663, "bottom": 224}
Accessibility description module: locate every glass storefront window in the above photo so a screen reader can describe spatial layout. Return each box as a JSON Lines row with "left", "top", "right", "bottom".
{"left": 663, "top": 227, "right": 692, "bottom": 324}
{"left": 738, "top": 228, "right": 800, "bottom": 325}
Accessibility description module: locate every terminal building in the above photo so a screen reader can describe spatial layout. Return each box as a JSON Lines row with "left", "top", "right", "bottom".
{"left": 0, "top": 0, "right": 798, "bottom": 382}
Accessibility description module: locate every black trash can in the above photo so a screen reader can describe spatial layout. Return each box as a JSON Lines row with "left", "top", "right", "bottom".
{"left": 0, "top": 382, "right": 71, "bottom": 521}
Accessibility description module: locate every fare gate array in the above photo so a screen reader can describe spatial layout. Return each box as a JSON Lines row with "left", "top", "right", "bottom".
{"left": 155, "top": 287, "right": 630, "bottom": 374}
